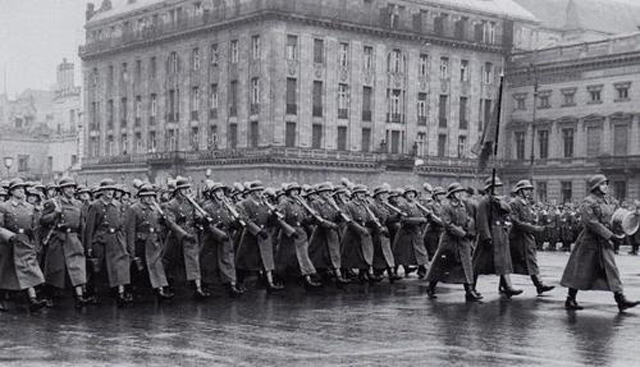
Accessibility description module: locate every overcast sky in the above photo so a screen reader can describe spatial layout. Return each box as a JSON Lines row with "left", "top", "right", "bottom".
{"left": 0, "top": 0, "right": 90, "bottom": 97}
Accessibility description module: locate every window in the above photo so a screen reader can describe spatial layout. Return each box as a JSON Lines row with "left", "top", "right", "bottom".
{"left": 120, "top": 97, "right": 128, "bottom": 127}
{"left": 459, "top": 97, "right": 468, "bottom": 129}
{"left": 455, "top": 17, "right": 467, "bottom": 39}
{"left": 538, "top": 94, "right": 550, "bottom": 109}
{"left": 389, "top": 49, "right": 403, "bottom": 73}
{"left": 460, "top": 60, "right": 469, "bottom": 82}
{"left": 107, "top": 99, "right": 114, "bottom": 128}
{"left": 251, "top": 78, "right": 260, "bottom": 114}
{"left": 230, "top": 40, "right": 239, "bottom": 64}
{"left": 474, "top": 21, "right": 485, "bottom": 42}
{"left": 286, "top": 78, "right": 297, "bottom": 115}
{"left": 17, "top": 155, "right": 29, "bottom": 172}
{"left": 90, "top": 137, "right": 100, "bottom": 157}
{"left": 486, "top": 22, "right": 496, "bottom": 44}
{"left": 437, "top": 134, "right": 447, "bottom": 157}
{"left": 362, "top": 86, "right": 373, "bottom": 121}
{"left": 169, "top": 52, "right": 179, "bottom": 74}
{"left": 229, "top": 81, "right": 238, "bottom": 116}
{"left": 191, "top": 86, "right": 200, "bottom": 121}
{"left": 192, "top": 48, "right": 200, "bottom": 71}
{"left": 615, "top": 82, "right": 631, "bottom": 101}
{"left": 92, "top": 68, "right": 99, "bottom": 87}
{"left": 419, "top": 54, "right": 429, "bottom": 77}
{"left": 108, "top": 65, "right": 114, "bottom": 89}
{"left": 515, "top": 131, "right": 525, "bottom": 160}
{"left": 251, "top": 35, "right": 261, "bottom": 60}
{"left": 312, "top": 124, "right": 323, "bottom": 149}
{"left": 457, "top": 135, "right": 467, "bottom": 158}
{"left": 588, "top": 85, "right": 603, "bottom": 104}
{"left": 562, "top": 128, "right": 574, "bottom": 158}
{"left": 150, "top": 56, "right": 157, "bottom": 78}
{"left": 286, "top": 35, "right": 297, "bottom": 61}
{"left": 207, "top": 125, "right": 218, "bottom": 149}
{"left": 148, "top": 131, "right": 157, "bottom": 152}
{"left": 339, "top": 42, "right": 349, "bottom": 67}
{"left": 285, "top": 122, "right": 296, "bottom": 147}
{"left": 209, "top": 84, "right": 218, "bottom": 118}
{"left": 586, "top": 126, "right": 602, "bottom": 157}
{"left": 439, "top": 57, "right": 449, "bottom": 79}
{"left": 228, "top": 124, "right": 238, "bottom": 149}
{"left": 135, "top": 96, "right": 142, "bottom": 126}
{"left": 337, "top": 126, "right": 348, "bottom": 151}
{"left": 168, "top": 89, "right": 178, "bottom": 122}
{"left": 561, "top": 88, "right": 576, "bottom": 106}
{"left": 117, "top": 133, "right": 127, "bottom": 155}
{"left": 363, "top": 46, "right": 374, "bottom": 71}
{"left": 417, "top": 93, "right": 427, "bottom": 125}
{"left": 388, "top": 89, "right": 402, "bottom": 123}
{"left": 483, "top": 62, "right": 493, "bottom": 84}
{"left": 166, "top": 129, "right": 177, "bottom": 151}
{"left": 313, "top": 81, "right": 323, "bottom": 117}
{"left": 514, "top": 94, "right": 526, "bottom": 110}
{"left": 361, "top": 127, "right": 371, "bottom": 152}
{"left": 416, "top": 132, "right": 427, "bottom": 156}
{"left": 614, "top": 181, "right": 627, "bottom": 201}
{"left": 614, "top": 124, "right": 629, "bottom": 156}
{"left": 537, "top": 181, "right": 547, "bottom": 202}
{"left": 438, "top": 95, "right": 448, "bottom": 127}
{"left": 338, "top": 84, "right": 349, "bottom": 119}
{"left": 561, "top": 181, "right": 572, "bottom": 204}
{"left": 313, "top": 39, "right": 324, "bottom": 64}
{"left": 249, "top": 121, "right": 259, "bottom": 148}
{"left": 121, "top": 62, "right": 128, "bottom": 83}
{"left": 188, "top": 127, "right": 199, "bottom": 151}
{"left": 538, "top": 130, "right": 549, "bottom": 159}
{"left": 150, "top": 94, "right": 157, "bottom": 124}
{"left": 134, "top": 132, "right": 143, "bottom": 154}
{"left": 434, "top": 13, "right": 448, "bottom": 36}
{"left": 210, "top": 44, "right": 219, "bottom": 66}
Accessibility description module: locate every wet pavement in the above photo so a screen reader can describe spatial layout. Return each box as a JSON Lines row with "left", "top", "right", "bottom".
{"left": 2, "top": 252, "right": 640, "bottom": 366}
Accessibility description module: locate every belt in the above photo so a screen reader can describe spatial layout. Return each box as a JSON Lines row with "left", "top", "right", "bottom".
{"left": 56, "top": 228, "right": 77, "bottom": 234}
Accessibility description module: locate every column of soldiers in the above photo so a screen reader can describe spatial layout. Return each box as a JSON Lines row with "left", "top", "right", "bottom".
{"left": 0, "top": 173, "right": 637, "bottom": 313}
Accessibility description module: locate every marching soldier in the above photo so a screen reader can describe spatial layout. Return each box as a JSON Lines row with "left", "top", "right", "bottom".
{"left": 276, "top": 183, "right": 321, "bottom": 288}
{"left": 425, "top": 183, "right": 481, "bottom": 301}
{"left": 423, "top": 187, "right": 445, "bottom": 260}
{"left": 162, "top": 176, "right": 210, "bottom": 299}
{"left": 39, "top": 177, "right": 91, "bottom": 307}
{"left": 368, "top": 185, "right": 402, "bottom": 282}
{"left": 561, "top": 174, "right": 640, "bottom": 311}
{"left": 124, "top": 184, "right": 174, "bottom": 301}
{"left": 84, "top": 178, "right": 133, "bottom": 306}
{"left": 509, "top": 180, "right": 554, "bottom": 295}
{"left": 392, "top": 186, "right": 429, "bottom": 278}
{"left": 0, "top": 178, "right": 48, "bottom": 311}
{"left": 473, "top": 176, "right": 522, "bottom": 297}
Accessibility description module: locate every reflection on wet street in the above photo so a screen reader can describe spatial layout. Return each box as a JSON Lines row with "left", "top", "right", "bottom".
{"left": 2, "top": 252, "right": 640, "bottom": 366}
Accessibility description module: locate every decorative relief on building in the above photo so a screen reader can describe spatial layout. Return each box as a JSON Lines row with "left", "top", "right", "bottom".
{"left": 314, "top": 63, "right": 324, "bottom": 79}
{"left": 287, "top": 60, "right": 297, "bottom": 76}
{"left": 339, "top": 66, "right": 349, "bottom": 82}
{"left": 364, "top": 71, "right": 374, "bottom": 86}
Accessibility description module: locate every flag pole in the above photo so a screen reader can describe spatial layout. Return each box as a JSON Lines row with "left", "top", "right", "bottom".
{"left": 490, "top": 72, "right": 505, "bottom": 195}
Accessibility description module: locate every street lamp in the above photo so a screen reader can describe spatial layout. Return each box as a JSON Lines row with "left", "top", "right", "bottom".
{"left": 4, "top": 156, "right": 13, "bottom": 179}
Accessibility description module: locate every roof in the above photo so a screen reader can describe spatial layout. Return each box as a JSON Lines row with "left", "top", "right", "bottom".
{"left": 89, "top": 0, "right": 164, "bottom": 23}
{"left": 422, "top": 0, "right": 538, "bottom": 23}
{"left": 514, "top": 0, "right": 640, "bottom": 34}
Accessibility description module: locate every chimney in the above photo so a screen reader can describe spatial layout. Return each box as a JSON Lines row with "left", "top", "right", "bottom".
{"left": 86, "top": 3, "right": 95, "bottom": 21}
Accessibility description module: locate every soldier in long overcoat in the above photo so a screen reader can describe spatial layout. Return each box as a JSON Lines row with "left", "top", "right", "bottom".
{"left": 162, "top": 176, "right": 210, "bottom": 299}
{"left": 368, "top": 186, "right": 402, "bottom": 282}
{"left": 473, "top": 176, "right": 523, "bottom": 297}
{"left": 561, "top": 174, "right": 640, "bottom": 311}
{"left": 0, "top": 178, "right": 47, "bottom": 311}
{"left": 423, "top": 187, "right": 445, "bottom": 260}
{"left": 508, "top": 180, "right": 554, "bottom": 295}
{"left": 276, "top": 182, "right": 321, "bottom": 288}
{"left": 392, "top": 186, "right": 429, "bottom": 278}
{"left": 425, "top": 183, "right": 481, "bottom": 301}
{"left": 84, "top": 178, "right": 132, "bottom": 306}
{"left": 124, "top": 184, "right": 174, "bottom": 301}
{"left": 39, "top": 177, "right": 91, "bottom": 307}
{"left": 308, "top": 182, "right": 350, "bottom": 285}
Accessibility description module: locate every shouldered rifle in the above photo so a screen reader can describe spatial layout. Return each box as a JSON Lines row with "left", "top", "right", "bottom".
{"left": 262, "top": 198, "right": 298, "bottom": 238}
{"left": 361, "top": 199, "right": 388, "bottom": 237}
{"left": 383, "top": 201, "right": 408, "bottom": 217}
{"left": 296, "top": 197, "right": 337, "bottom": 230}
{"left": 152, "top": 200, "right": 191, "bottom": 241}
{"left": 42, "top": 198, "right": 62, "bottom": 246}
{"left": 221, "top": 197, "right": 263, "bottom": 237}
{"left": 415, "top": 201, "right": 443, "bottom": 225}
{"left": 326, "top": 197, "right": 353, "bottom": 224}
{"left": 183, "top": 196, "right": 229, "bottom": 242}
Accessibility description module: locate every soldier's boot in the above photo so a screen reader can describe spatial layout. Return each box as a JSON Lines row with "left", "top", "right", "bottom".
{"left": 472, "top": 276, "right": 482, "bottom": 297}
{"left": 155, "top": 287, "right": 175, "bottom": 302}
{"left": 547, "top": 242, "right": 557, "bottom": 251}
{"left": 303, "top": 274, "right": 321, "bottom": 289}
{"left": 388, "top": 267, "right": 402, "bottom": 283}
{"left": 629, "top": 244, "right": 639, "bottom": 255}
{"left": 366, "top": 268, "right": 384, "bottom": 283}
{"left": 193, "top": 280, "right": 211, "bottom": 300}
{"left": 27, "top": 288, "right": 46, "bottom": 312}
{"left": 614, "top": 293, "right": 640, "bottom": 312}
{"left": 417, "top": 265, "right": 427, "bottom": 279}
{"left": 560, "top": 242, "right": 571, "bottom": 252}
{"left": 226, "top": 282, "right": 244, "bottom": 298}
{"left": 404, "top": 265, "right": 418, "bottom": 277}
{"left": 565, "top": 288, "right": 583, "bottom": 310}
{"left": 115, "top": 286, "right": 133, "bottom": 307}
{"left": 464, "top": 283, "right": 482, "bottom": 302}
{"left": 426, "top": 281, "right": 438, "bottom": 299}
{"left": 531, "top": 275, "right": 555, "bottom": 295}
{"left": 74, "top": 286, "right": 92, "bottom": 308}
{"left": 265, "top": 271, "right": 284, "bottom": 293}
{"left": 333, "top": 269, "right": 350, "bottom": 286}
{"left": 500, "top": 276, "right": 523, "bottom": 298}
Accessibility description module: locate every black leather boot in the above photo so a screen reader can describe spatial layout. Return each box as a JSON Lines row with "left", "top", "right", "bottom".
{"left": 565, "top": 297, "right": 583, "bottom": 310}
{"left": 388, "top": 268, "right": 402, "bottom": 283}
{"left": 194, "top": 286, "right": 211, "bottom": 300}
{"left": 531, "top": 275, "right": 555, "bottom": 295}
{"left": 28, "top": 297, "right": 47, "bottom": 312}
{"left": 156, "top": 288, "right": 175, "bottom": 301}
{"left": 304, "top": 275, "right": 321, "bottom": 289}
{"left": 464, "top": 284, "right": 482, "bottom": 302}
{"left": 615, "top": 293, "right": 640, "bottom": 312}
{"left": 426, "top": 282, "right": 437, "bottom": 299}
{"left": 417, "top": 265, "right": 427, "bottom": 279}
{"left": 227, "top": 283, "right": 244, "bottom": 298}
{"left": 74, "top": 294, "right": 92, "bottom": 308}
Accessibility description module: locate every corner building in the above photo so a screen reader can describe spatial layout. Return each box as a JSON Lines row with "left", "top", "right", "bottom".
{"left": 80, "top": 0, "right": 536, "bottom": 187}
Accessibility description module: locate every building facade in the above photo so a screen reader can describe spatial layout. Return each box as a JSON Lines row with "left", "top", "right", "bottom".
{"left": 503, "top": 32, "right": 640, "bottom": 204}
{"left": 79, "top": 0, "right": 536, "bottom": 186}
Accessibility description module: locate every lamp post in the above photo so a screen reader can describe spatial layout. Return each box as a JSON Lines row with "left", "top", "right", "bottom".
{"left": 4, "top": 156, "right": 13, "bottom": 179}
{"left": 527, "top": 62, "right": 539, "bottom": 181}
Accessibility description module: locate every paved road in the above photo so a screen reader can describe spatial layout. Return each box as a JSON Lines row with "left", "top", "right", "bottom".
{"left": 1, "top": 252, "right": 640, "bottom": 366}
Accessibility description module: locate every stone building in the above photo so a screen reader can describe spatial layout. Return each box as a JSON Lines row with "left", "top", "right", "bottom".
{"left": 52, "top": 58, "right": 82, "bottom": 134}
{"left": 79, "top": 0, "right": 537, "bottom": 187}
{"left": 503, "top": 31, "right": 640, "bottom": 204}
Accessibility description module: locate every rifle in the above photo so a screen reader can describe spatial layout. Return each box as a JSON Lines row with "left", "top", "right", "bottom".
{"left": 262, "top": 198, "right": 298, "bottom": 238}
{"left": 296, "top": 197, "right": 337, "bottom": 230}
{"left": 383, "top": 201, "right": 407, "bottom": 217}
{"left": 326, "top": 197, "right": 353, "bottom": 224}
{"left": 360, "top": 199, "right": 388, "bottom": 237}
{"left": 221, "top": 197, "right": 263, "bottom": 237}
{"left": 152, "top": 200, "right": 191, "bottom": 241}
{"left": 415, "top": 201, "right": 443, "bottom": 226}
{"left": 42, "top": 198, "right": 62, "bottom": 246}
{"left": 183, "top": 195, "right": 229, "bottom": 242}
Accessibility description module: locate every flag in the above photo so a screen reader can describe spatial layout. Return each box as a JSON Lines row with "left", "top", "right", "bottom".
{"left": 471, "top": 102, "right": 499, "bottom": 172}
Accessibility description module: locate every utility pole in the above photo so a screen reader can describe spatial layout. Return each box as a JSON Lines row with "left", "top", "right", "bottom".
{"left": 528, "top": 62, "right": 539, "bottom": 181}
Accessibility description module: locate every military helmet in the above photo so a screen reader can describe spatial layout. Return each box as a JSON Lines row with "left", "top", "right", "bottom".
{"left": 446, "top": 182, "right": 466, "bottom": 198}
{"left": 588, "top": 174, "right": 608, "bottom": 193}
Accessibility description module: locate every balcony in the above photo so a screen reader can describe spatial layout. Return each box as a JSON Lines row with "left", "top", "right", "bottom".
{"left": 418, "top": 116, "right": 427, "bottom": 126}
{"left": 286, "top": 103, "right": 297, "bottom": 115}
{"left": 362, "top": 110, "right": 372, "bottom": 122}
{"left": 312, "top": 105, "right": 323, "bottom": 118}
{"left": 387, "top": 113, "right": 404, "bottom": 124}
{"left": 338, "top": 108, "right": 349, "bottom": 119}
{"left": 80, "top": 0, "right": 506, "bottom": 59}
